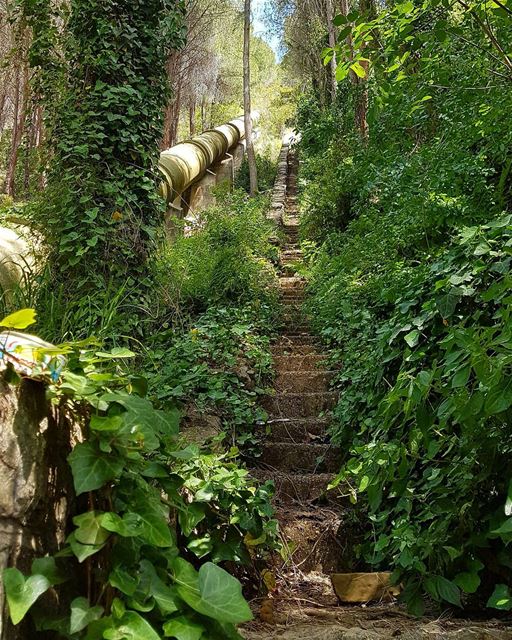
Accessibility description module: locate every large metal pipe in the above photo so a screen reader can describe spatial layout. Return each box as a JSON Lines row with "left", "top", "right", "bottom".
{"left": 158, "top": 116, "right": 253, "bottom": 205}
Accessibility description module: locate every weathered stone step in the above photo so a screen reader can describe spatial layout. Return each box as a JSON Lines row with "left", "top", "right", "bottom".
{"left": 273, "top": 353, "right": 326, "bottom": 371}
{"left": 278, "top": 508, "right": 346, "bottom": 573}
{"left": 275, "top": 370, "right": 335, "bottom": 393}
{"left": 271, "top": 344, "right": 318, "bottom": 356}
{"left": 279, "top": 277, "right": 305, "bottom": 290}
{"left": 267, "top": 417, "right": 329, "bottom": 442}
{"left": 276, "top": 335, "right": 318, "bottom": 346}
{"left": 261, "top": 442, "right": 341, "bottom": 473}
{"left": 251, "top": 470, "right": 338, "bottom": 504}
{"left": 262, "top": 392, "right": 338, "bottom": 418}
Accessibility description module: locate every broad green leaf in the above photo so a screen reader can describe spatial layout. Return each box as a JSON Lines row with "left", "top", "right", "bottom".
{"left": 163, "top": 616, "right": 204, "bottom": 640}
{"left": 104, "top": 611, "right": 161, "bottom": 640}
{"left": 3, "top": 568, "right": 50, "bottom": 624}
{"left": 173, "top": 559, "right": 253, "bottom": 624}
{"left": 0, "top": 308, "right": 37, "bottom": 330}
{"left": 68, "top": 442, "right": 124, "bottom": 495}
{"left": 179, "top": 503, "right": 206, "bottom": 537}
{"left": 31, "top": 557, "right": 67, "bottom": 586}
{"left": 487, "top": 584, "right": 512, "bottom": 610}
{"left": 101, "top": 392, "right": 180, "bottom": 436}
{"left": 426, "top": 576, "right": 461, "bottom": 607}
{"left": 350, "top": 61, "right": 367, "bottom": 78}
{"left": 404, "top": 330, "right": 420, "bottom": 348}
{"left": 95, "top": 347, "right": 135, "bottom": 359}
{"left": 492, "top": 518, "right": 512, "bottom": 535}
{"left": 485, "top": 378, "right": 512, "bottom": 415}
{"left": 67, "top": 532, "right": 107, "bottom": 563}
{"left": 454, "top": 572, "right": 480, "bottom": 594}
{"left": 109, "top": 567, "right": 138, "bottom": 596}
{"left": 100, "top": 512, "right": 143, "bottom": 537}
{"left": 70, "top": 597, "right": 104, "bottom": 634}
{"left": 132, "top": 489, "right": 174, "bottom": 548}
{"left": 73, "top": 511, "right": 111, "bottom": 545}
{"left": 139, "top": 561, "right": 179, "bottom": 615}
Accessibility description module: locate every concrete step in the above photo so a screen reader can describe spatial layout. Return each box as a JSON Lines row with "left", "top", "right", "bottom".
{"left": 267, "top": 417, "right": 330, "bottom": 442}
{"left": 251, "top": 470, "right": 339, "bottom": 504}
{"left": 276, "top": 334, "right": 318, "bottom": 346}
{"left": 262, "top": 392, "right": 338, "bottom": 418}
{"left": 260, "top": 442, "right": 341, "bottom": 473}
{"left": 273, "top": 353, "right": 327, "bottom": 371}
{"left": 275, "top": 370, "right": 334, "bottom": 394}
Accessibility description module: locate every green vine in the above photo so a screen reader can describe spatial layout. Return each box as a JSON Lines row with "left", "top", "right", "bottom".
{"left": 19, "top": 0, "right": 186, "bottom": 334}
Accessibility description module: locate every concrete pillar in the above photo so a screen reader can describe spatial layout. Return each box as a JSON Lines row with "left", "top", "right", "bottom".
{"left": 188, "top": 170, "right": 218, "bottom": 214}
{"left": 232, "top": 142, "right": 246, "bottom": 172}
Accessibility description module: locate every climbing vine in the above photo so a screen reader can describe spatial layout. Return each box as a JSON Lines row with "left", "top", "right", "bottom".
{"left": 20, "top": 0, "right": 186, "bottom": 335}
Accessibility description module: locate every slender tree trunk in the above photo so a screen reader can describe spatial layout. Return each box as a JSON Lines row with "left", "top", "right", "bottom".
{"left": 326, "top": 0, "right": 338, "bottom": 102}
{"left": 201, "top": 98, "right": 207, "bottom": 131}
{"left": 243, "top": 0, "right": 258, "bottom": 196}
{"left": 4, "top": 58, "right": 29, "bottom": 197}
{"left": 189, "top": 102, "right": 196, "bottom": 136}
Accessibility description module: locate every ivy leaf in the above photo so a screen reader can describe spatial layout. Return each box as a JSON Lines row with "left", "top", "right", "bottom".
{"left": 104, "top": 611, "right": 161, "bottom": 640}
{"left": 3, "top": 568, "right": 50, "bottom": 624}
{"left": 70, "top": 597, "right": 104, "bottom": 634}
{"left": 139, "top": 561, "right": 180, "bottom": 615}
{"left": 404, "top": 329, "right": 420, "bottom": 348}
{"left": 163, "top": 615, "right": 205, "bottom": 640}
{"left": 73, "top": 511, "right": 111, "bottom": 545}
{"left": 0, "top": 308, "right": 37, "bottom": 330}
{"left": 67, "top": 532, "right": 107, "bottom": 563}
{"left": 31, "top": 557, "right": 67, "bottom": 586}
{"left": 68, "top": 442, "right": 124, "bottom": 495}
{"left": 179, "top": 503, "right": 206, "bottom": 537}
{"left": 132, "top": 488, "right": 175, "bottom": 548}
{"left": 100, "top": 512, "right": 143, "bottom": 537}
{"left": 487, "top": 584, "right": 512, "bottom": 610}
{"left": 173, "top": 559, "right": 253, "bottom": 624}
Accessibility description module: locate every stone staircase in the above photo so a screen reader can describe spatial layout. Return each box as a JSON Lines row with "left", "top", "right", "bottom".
{"left": 253, "top": 149, "right": 346, "bottom": 588}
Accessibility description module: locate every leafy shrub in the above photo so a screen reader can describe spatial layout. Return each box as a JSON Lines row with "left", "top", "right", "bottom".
{"left": 145, "top": 302, "right": 277, "bottom": 448}
{"left": 324, "top": 219, "right": 512, "bottom": 614}
{"left": 235, "top": 153, "right": 278, "bottom": 193}
{"left": 154, "top": 190, "right": 279, "bottom": 316}
{"left": 299, "top": 5, "right": 512, "bottom": 614}
{"left": 2, "top": 313, "right": 277, "bottom": 638}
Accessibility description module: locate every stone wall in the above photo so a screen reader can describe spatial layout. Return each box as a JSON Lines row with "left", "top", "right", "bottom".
{"left": 0, "top": 377, "right": 73, "bottom": 639}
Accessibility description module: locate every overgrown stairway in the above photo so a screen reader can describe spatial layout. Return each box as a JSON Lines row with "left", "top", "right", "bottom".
{"left": 253, "top": 148, "right": 346, "bottom": 609}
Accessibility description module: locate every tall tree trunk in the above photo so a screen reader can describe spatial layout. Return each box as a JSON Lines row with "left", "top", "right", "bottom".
{"left": 326, "top": 0, "right": 338, "bottom": 102}
{"left": 189, "top": 102, "right": 196, "bottom": 136}
{"left": 4, "top": 58, "right": 29, "bottom": 197}
{"left": 201, "top": 98, "right": 207, "bottom": 132}
{"left": 243, "top": 0, "right": 258, "bottom": 196}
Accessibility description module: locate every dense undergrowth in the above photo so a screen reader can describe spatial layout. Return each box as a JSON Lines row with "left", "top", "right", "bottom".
{"left": 299, "top": 2, "right": 512, "bottom": 617}
{"left": 1, "top": 187, "right": 281, "bottom": 638}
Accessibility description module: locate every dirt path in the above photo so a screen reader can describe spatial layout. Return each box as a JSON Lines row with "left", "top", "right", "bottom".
{"left": 241, "top": 145, "right": 512, "bottom": 640}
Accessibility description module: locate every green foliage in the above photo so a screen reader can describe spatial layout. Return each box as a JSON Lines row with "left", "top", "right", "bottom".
{"left": 299, "top": 0, "right": 512, "bottom": 615}
{"left": 146, "top": 303, "right": 276, "bottom": 446}
{"left": 236, "top": 154, "right": 277, "bottom": 193}
{"left": 154, "top": 190, "right": 279, "bottom": 315}
{"left": 2, "top": 335, "right": 277, "bottom": 637}
{"left": 20, "top": 0, "right": 186, "bottom": 334}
